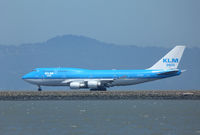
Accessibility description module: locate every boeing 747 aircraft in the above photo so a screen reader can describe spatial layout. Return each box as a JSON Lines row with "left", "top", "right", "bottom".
{"left": 22, "top": 46, "right": 185, "bottom": 91}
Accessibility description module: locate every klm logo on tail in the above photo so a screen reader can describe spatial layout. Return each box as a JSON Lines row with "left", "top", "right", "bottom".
{"left": 163, "top": 58, "right": 179, "bottom": 63}
{"left": 163, "top": 58, "right": 179, "bottom": 67}
{"left": 149, "top": 46, "right": 185, "bottom": 69}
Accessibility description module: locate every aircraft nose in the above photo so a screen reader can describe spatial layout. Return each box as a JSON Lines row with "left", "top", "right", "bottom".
{"left": 22, "top": 74, "right": 29, "bottom": 79}
{"left": 22, "top": 72, "right": 33, "bottom": 79}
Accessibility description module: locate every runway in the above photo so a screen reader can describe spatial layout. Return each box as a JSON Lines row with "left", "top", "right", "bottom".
{"left": 0, "top": 90, "right": 199, "bottom": 100}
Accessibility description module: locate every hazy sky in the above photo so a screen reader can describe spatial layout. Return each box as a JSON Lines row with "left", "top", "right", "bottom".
{"left": 0, "top": 0, "right": 199, "bottom": 47}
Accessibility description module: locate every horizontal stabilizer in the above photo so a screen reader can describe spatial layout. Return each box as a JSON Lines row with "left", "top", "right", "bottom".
{"left": 157, "top": 70, "right": 179, "bottom": 75}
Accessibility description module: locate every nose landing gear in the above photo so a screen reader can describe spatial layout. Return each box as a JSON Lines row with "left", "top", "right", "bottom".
{"left": 38, "top": 86, "right": 42, "bottom": 91}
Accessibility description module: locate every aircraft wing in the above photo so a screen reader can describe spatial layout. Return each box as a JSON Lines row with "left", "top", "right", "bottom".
{"left": 62, "top": 78, "right": 114, "bottom": 85}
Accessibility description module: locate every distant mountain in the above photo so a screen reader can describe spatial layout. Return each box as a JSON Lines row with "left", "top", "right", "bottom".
{"left": 0, "top": 35, "right": 199, "bottom": 90}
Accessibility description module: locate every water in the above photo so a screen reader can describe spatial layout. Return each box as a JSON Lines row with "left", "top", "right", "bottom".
{"left": 0, "top": 100, "right": 200, "bottom": 135}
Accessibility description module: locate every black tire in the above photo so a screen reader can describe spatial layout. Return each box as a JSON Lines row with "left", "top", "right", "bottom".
{"left": 90, "top": 89, "right": 97, "bottom": 91}
{"left": 90, "top": 87, "right": 107, "bottom": 91}
{"left": 99, "top": 87, "right": 107, "bottom": 91}
{"left": 38, "top": 86, "right": 42, "bottom": 91}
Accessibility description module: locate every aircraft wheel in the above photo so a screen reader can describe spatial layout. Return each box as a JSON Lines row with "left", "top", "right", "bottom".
{"left": 100, "top": 87, "right": 107, "bottom": 91}
{"left": 103, "top": 88, "right": 107, "bottom": 91}
{"left": 90, "top": 89, "right": 97, "bottom": 91}
{"left": 90, "top": 87, "right": 107, "bottom": 91}
{"left": 38, "top": 86, "right": 42, "bottom": 91}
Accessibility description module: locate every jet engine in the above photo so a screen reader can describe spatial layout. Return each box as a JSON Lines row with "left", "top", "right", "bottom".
{"left": 70, "top": 82, "right": 86, "bottom": 89}
{"left": 87, "top": 81, "right": 101, "bottom": 88}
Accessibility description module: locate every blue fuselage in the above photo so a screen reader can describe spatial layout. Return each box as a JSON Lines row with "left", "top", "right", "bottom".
{"left": 23, "top": 68, "right": 180, "bottom": 79}
{"left": 22, "top": 68, "right": 181, "bottom": 88}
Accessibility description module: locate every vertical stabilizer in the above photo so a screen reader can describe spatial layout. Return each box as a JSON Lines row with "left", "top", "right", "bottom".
{"left": 149, "top": 46, "right": 185, "bottom": 70}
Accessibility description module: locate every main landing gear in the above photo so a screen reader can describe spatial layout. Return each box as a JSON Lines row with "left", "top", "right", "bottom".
{"left": 90, "top": 87, "right": 107, "bottom": 91}
{"left": 38, "top": 86, "right": 42, "bottom": 91}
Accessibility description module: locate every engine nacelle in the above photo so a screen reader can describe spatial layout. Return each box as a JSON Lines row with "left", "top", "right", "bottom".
{"left": 87, "top": 81, "right": 101, "bottom": 88}
{"left": 70, "top": 82, "right": 85, "bottom": 89}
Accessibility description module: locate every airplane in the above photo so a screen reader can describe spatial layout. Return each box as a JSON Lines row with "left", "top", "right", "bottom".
{"left": 22, "top": 46, "right": 185, "bottom": 91}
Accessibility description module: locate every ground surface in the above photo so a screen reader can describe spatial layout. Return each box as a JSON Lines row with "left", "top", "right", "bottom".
{"left": 0, "top": 90, "right": 199, "bottom": 100}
